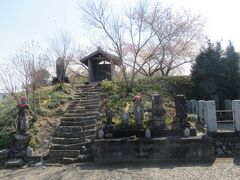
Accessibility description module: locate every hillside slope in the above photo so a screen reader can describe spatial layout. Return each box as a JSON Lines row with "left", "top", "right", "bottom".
{"left": 0, "top": 84, "right": 73, "bottom": 156}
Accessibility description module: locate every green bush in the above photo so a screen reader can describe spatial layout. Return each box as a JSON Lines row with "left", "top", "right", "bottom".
{"left": 55, "top": 107, "right": 65, "bottom": 115}
{"left": 35, "top": 107, "right": 49, "bottom": 116}
{"left": 46, "top": 100, "right": 60, "bottom": 109}
{"left": 0, "top": 128, "right": 15, "bottom": 149}
{"left": 29, "top": 135, "right": 40, "bottom": 149}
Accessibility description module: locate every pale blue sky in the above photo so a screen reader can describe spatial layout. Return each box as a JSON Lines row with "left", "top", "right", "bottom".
{"left": 1, "top": 0, "right": 240, "bottom": 64}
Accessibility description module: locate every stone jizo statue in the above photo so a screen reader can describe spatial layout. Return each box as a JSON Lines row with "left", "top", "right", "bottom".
{"left": 133, "top": 95, "right": 144, "bottom": 127}
{"left": 106, "top": 109, "right": 113, "bottom": 125}
{"left": 16, "top": 96, "right": 34, "bottom": 135}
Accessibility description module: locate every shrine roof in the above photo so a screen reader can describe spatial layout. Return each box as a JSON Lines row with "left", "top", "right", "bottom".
{"left": 80, "top": 47, "right": 121, "bottom": 66}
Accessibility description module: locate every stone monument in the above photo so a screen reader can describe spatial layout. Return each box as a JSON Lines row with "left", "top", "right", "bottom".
{"left": 52, "top": 58, "right": 69, "bottom": 84}
{"left": 151, "top": 94, "right": 166, "bottom": 129}
{"left": 172, "top": 94, "right": 188, "bottom": 129}
{"left": 133, "top": 96, "right": 144, "bottom": 127}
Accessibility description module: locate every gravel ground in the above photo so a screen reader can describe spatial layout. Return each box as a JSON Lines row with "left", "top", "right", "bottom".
{"left": 0, "top": 158, "right": 240, "bottom": 180}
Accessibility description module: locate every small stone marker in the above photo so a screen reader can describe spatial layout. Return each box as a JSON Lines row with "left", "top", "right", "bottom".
{"left": 151, "top": 94, "right": 166, "bottom": 129}
{"left": 232, "top": 100, "right": 240, "bottom": 132}
{"left": 204, "top": 101, "right": 217, "bottom": 133}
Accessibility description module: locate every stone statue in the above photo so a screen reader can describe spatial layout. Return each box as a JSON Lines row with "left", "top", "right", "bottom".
{"left": 106, "top": 109, "right": 113, "bottom": 125}
{"left": 133, "top": 95, "right": 144, "bottom": 127}
{"left": 121, "top": 111, "right": 129, "bottom": 125}
{"left": 151, "top": 94, "right": 166, "bottom": 129}
{"left": 121, "top": 103, "right": 130, "bottom": 126}
{"left": 56, "top": 58, "right": 65, "bottom": 82}
{"left": 16, "top": 96, "right": 34, "bottom": 135}
{"left": 104, "top": 109, "right": 114, "bottom": 135}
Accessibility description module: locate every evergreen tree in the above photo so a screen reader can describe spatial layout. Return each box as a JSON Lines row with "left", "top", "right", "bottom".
{"left": 191, "top": 41, "right": 223, "bottom": 99}
{"left": 191, "top": 41, "right": 240, "bottom": 100}
{"left": 223, "top": 41, "right": 240, "bottom": 99}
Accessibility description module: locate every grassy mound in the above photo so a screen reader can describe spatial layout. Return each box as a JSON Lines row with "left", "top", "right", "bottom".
{"left": 100, "top": 76, "right": 192, "bottom": 128}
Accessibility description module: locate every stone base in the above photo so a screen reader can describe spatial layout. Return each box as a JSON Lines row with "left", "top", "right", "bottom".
{"left": 151, "top": 128, "right": 196, "bottom": 137}
{"left": 24, "top": 156, "right": 42, "bottom": 163}
{"left": 4, "top": 158, "right": 24, "bottom": 168}
{"left": 94, "top": 136, "right": 214, "bottom": 163}
{"left": 108, "top": 128, "right": 197, "bottom": 138}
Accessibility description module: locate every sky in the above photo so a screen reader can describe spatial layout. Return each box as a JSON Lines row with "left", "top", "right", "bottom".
{"left": 1, "top": 0, "right": 240, "bottom": 67}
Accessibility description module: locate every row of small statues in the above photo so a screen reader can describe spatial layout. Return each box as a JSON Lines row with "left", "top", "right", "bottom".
{"left": 102, "top": 94, "right": 191, "bottom": 138}
{"left": 106, "top": 95, "right": 147, "bottom": 127}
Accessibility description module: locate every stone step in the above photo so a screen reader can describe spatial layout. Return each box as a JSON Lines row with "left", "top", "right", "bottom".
{"left": 48, "top": 150, "right": 80, "bottom": 158}
{"left": 71, "top": 98, "right": 100, "bottom": 102}
{"left": 71, "top": 97, "right": 101, "bottom": 102}
{"left": 75, "top": 84, "right": 99, "bottom": 88}
{"left": 71, "top": 98, "right": 101, "bottom": 103}
{"left": 74, "top": 92, "right": 100, "bottom": 96}
{"left": 54, "top": 129, "right": 96, "bottom": 138}
{"left": 85, "top": 134, "right": 97, "bottom": 141}
{"left": 73, "top": 95, "right": 100, "bottom": 99}
{"left": 66, "top": 106, "right": 85, "bottom": 110}
{"left": 52, "top": 137, "right": 85, "bottom": 144}
{"left": 76, "top": 90, "right": 100, "bottom": 93}
{"left": 65, "top": 109, "right": 86, "bottom": 113}
{"left": 57, "top": 126, "right": 83, "bottom": 132}
{"left": 68, "top": 102, "right": 100, "bottom": 107}
{"left": 61, "top": 115, "right": 98, "bottom": 121}
{"left": 47, "top": 157, "right": 77, "bottom": 164}
{"left": 51, "top": 142, "right": 91, "bottom": 150}
{"left": 67, "top": 104, "right": 100, "bottom": 108}
{"left": 56, "top": 125, "right": 96, "bottom": 133}
{"left": 63, "top": 112, "right": 99, "bottom": 117}
{"left": 65, "top": 109, "right": 98, "bottom": 114}
{"left": 60, "top": 119, "right": 97, "bottom": 126}
{"left": 76, "top": 91, "right": 100, "bottom": 94}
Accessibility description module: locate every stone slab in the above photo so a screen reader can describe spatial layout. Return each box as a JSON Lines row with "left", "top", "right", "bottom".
{"left": 4, "top": 158, "right": 24, "bottom": 168}
{"left": 232, "top": 100, "right": 240, "bottom": 132}
{"left": 0, "top": 149, "right": 9, "bottom": 160}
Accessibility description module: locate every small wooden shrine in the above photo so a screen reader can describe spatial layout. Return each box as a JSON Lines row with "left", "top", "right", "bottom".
{"left": 80, "top": 47, "right": 120, "bottom": 82}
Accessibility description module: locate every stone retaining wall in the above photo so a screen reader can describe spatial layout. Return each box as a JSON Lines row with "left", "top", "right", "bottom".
{"left": 94, "top": 136, "right": 215, "bottom": 163}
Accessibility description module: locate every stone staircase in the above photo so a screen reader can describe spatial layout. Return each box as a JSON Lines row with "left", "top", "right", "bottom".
{"left": 47, "top": 84, "right": 102, "bottom": 164}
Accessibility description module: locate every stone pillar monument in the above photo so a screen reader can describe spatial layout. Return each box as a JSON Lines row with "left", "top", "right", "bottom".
{"left": 56, "top": 58, "right": 65, "bottom": 82}
{"left": 172, "top": 94, "right": 187, "bottom": 129}
{"left": 151, "top": 94, "right": 166, "bottom": 129}
{"left": 198, "top": 100, "right": 205, "bottom": 123}
{"left": 190, "top": 100, "right": 198, "bottom": 114}
{"left": 232, "top": 100, "right": 240, "bottom": 132}
{"left": 204, "top": 101, "right": 217, "bottom": 134}
{"left": 186, "top": 100, "right": 191, "bottom": 114}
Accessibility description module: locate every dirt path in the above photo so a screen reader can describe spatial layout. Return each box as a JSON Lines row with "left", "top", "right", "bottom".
{"left": 0, "top": 158, "right": 240, "bottom": 180}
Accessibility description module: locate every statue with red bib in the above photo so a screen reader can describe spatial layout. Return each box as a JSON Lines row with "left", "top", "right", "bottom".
{"left": 16, "top": 96, "right": 34, "bottom": 135}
